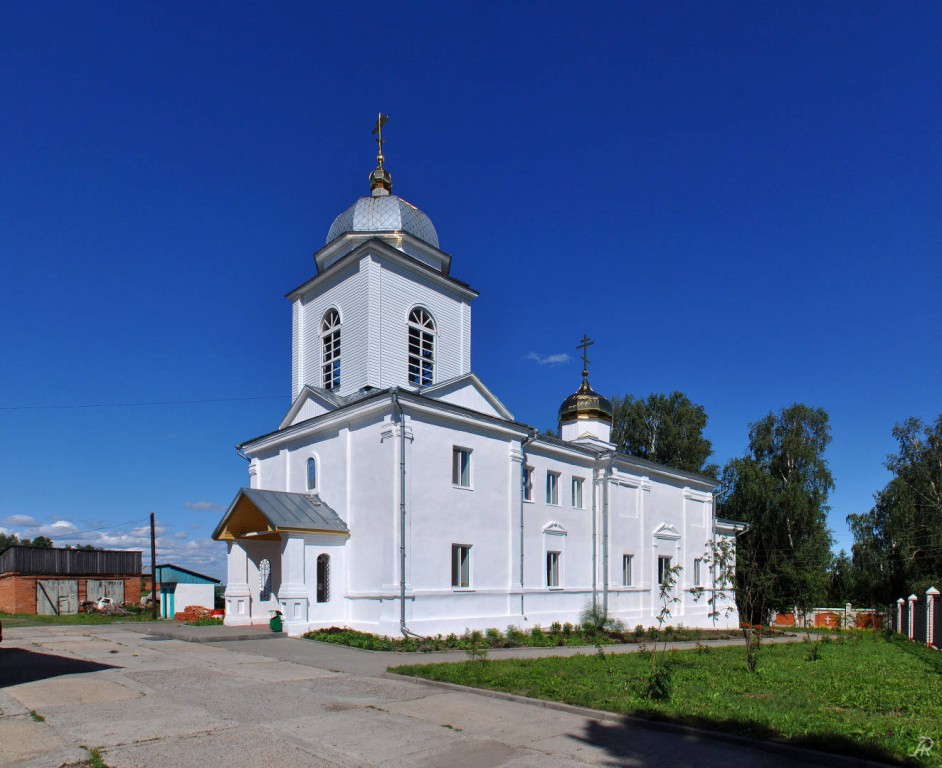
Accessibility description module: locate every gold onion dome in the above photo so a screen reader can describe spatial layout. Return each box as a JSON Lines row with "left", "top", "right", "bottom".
{"left": 558, "top": 374, "right": 614, "bottom": 424}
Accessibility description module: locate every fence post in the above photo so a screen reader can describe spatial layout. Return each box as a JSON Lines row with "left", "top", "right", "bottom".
{"left": 908, "top": 594, "right": 918, "bottom": 639}
{"left": 897, "top": 598, "right": 905, "bottom": 634}
{"left": 927, "top": 587, "right": 939, "bottom": 648}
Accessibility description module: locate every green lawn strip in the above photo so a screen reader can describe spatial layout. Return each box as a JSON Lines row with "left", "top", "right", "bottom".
{"left": 392, "top": 636, "right": 940, "bottom": 765}
{"left": 0, "top": 612, "right": 157, "bottom": 627}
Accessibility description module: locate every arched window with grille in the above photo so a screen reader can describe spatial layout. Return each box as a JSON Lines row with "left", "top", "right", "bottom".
{"left": 407, "top": 307, "right": 435, "bottom": 386}
{"left": 259, "top": 558, "right": 272, "bottom": 601}
{"left": 316, "top": 554, "right": 330, "bottom": 603}
{"left": 321, "top": 309, "right": 341, "bottom": 390}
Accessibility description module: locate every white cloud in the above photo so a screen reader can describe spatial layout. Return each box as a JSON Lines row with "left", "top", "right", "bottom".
{"left": 525, "top": 352, "right": 572, "bottom": 366}
{"left": 185, "top": 501, "right": 223, "bottom": 511}
{"left": 173, "top": 532, "right": 188, "bottom": 540}
{"left": 37, "top": 520, "right": 79, "bottom": 536}
{"left": 3, "top": 514, "right": 38, "bottom": 526}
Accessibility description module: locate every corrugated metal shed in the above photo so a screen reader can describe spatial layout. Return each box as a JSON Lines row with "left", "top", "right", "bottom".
{"left": 0, "top": 546, "right": 142, "bottom": 576}
{"left": 153, "top": 564, "right": 220, "bottom": 585}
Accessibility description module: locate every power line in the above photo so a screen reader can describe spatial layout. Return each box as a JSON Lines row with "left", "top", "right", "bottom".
{"left": 0, "top": 395, "right": 289, "bottom": 412}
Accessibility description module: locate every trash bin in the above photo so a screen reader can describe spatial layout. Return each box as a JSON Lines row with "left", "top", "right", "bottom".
{"left": 269, "top": 610, "right": 283, "bottom": 632}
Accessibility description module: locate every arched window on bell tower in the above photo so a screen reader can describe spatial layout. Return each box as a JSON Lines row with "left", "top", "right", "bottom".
{"left": 407, "top": 307, "right": 435, "bottom": 386}
{"left": 321, "top": 309, "right": 341, "bottom": 390}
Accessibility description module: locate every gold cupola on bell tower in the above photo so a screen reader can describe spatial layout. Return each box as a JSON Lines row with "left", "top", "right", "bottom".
{"left": 558, "top": 335, "right": 613, "bottom": 443}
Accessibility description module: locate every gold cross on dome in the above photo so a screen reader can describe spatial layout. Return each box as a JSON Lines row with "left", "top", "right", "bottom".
{"left": 577, "top": 334, "right": 594, "bottom": 374}
{"left": 371, "top": 113, "right": 390, "bottom": 165}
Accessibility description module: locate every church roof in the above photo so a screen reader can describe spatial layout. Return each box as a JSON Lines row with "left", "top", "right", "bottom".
{"left": 326, "top": 194, "right": 439, "bottom": 248}
{"left": 212, "top": 488, "right": 348, "bottom": 541}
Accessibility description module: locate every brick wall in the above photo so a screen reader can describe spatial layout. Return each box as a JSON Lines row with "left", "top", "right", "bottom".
{"left": 0, "top": 573, "right": 143, "bottom": 614}
{"left": 0, "top": 573, "right": 40, "bottom": 613}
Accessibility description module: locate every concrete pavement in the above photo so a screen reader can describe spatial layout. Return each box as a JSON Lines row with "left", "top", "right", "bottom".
{"left": 0, "top": 624, "right": 866, "bottom": 768}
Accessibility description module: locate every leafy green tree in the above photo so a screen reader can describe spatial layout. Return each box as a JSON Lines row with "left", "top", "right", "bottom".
{"left": 847, "top": 415, "right": 942, "bottom": 605}
{"left": 719, "top": 404, "right": 834, "bottom": 624}
{"left": 0, "top": 533, "right": 54, "bottom": 550}
{"left": 825, "top": 550, "right": 855, "bottom": 605}
{"left": 610, "top": 391, "right": 716, "bottom": 475}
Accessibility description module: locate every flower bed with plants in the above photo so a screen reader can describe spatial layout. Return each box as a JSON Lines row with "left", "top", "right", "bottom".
{"left": 303, "top": 621, "right": 745, "bottom": 653}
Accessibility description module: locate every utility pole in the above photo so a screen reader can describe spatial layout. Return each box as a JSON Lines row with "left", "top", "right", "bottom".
{"left": 150, "top": 512, "right": 157, "bottom": 620}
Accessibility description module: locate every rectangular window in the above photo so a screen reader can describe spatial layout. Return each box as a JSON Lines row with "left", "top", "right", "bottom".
{"left": 523, "top": 466, "right": 534, "bottom": 501}
{"left": 546, "top": 471, "right": 559, "bottom": 505}
{"left": 546, "top": 551, "right": 560, "bottom": 587}
{"left": 571, "top": 477, "right": 584, "bottom": 508}
{"left": 451, "top": 544, "right": 471, "bottom": 588}
{"left": 452, "top": 447, "right": 471, "bottom": 487}
{"left": 694, "top": 558, "right": 702, "bottom": 587}
{"left": 622, "top": 554, "right": 633, "bottom": 586}
{"left": 658, "top": 555, "right": 672, "bottom": 586}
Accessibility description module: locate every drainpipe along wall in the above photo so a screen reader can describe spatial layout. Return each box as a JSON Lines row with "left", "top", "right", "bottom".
{"left": 601, "top": 451, "right": 615, "bottom": 617}
{"left": 392, "top": 391, "right": 410, "bottom": 636}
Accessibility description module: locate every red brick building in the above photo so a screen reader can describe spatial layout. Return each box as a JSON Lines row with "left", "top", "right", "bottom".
{"left": 0, "top": 546, "right": 142, "bottom": 614}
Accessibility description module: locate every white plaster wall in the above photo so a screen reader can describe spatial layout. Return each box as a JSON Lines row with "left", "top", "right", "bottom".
{"left": 242, "top": 396, "right": 739, "bottom": 636}
{"left": 428, "top": 382, "right": 502, "bottom": 417}
{"left": 172, "top": 583, "right": 215, "bottom": 612}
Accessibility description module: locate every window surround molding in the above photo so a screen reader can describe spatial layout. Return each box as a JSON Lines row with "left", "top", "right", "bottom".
{"left": 452, "top": 446, "right": 473, "bottom": 489}
{"left": 316, "top": 553, "right": 330, "bottom": 603}
{"left": 571, "top": 476, "right": 584, "bottom": 509}
{"left": 320, "top": 307, "right": 342, "bottom": 391}
{"left": 523, "top": 465, "right": 534, "bottom": 502}
{"left": 407, "top": 305, "right": 436, "bottom": 386}
{"left": 652, "top": 522, "right": 682, "bottom": 592}
{"left": 543, "top": 522, "right": 566, "bottom": 590}
{"left": 451, "top": 543, "right": 472, "bottom": 590}
{"left": 305, "top": 454, "right": 319, "bottom": 492}
{"left": 546, "top": 470, "right": 560, "bottom": 506}
{"left": 622, "top": 553, "right": 633, "bottom": 587}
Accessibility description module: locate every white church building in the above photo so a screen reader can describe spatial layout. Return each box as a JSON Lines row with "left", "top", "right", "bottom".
{"left": 213, "top": 134, "right": 742, "bottom": 637}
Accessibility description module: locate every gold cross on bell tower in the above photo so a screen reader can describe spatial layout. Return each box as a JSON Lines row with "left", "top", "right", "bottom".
{"left": 369, "top": 113, "right": 393, "bottom": 194}
{"left": 577, "top": 334, "right": 594, "bottom": 377}
{"left": 371, "top": 113, "right": 389, "bottom": 168}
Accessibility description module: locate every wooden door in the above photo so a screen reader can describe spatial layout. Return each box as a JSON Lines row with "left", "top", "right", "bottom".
{"left": 36, "top": 580, "right": 78, "bottom": 615}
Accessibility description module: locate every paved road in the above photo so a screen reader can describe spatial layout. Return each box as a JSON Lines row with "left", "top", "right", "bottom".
{"left": 0, "top": 624, "right": 857, "bottom": 768}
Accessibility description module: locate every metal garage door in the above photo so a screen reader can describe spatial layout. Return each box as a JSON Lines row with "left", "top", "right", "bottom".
{"left": 86, "top": 579, "right": 125, "bottom": 604}
{"left": 36, "top": 580, "right": 78, "bottom": 615}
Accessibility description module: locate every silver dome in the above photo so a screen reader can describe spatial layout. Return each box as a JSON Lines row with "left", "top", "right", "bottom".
{"left": 326, "top": 194, "right": 439, "bottom": 248}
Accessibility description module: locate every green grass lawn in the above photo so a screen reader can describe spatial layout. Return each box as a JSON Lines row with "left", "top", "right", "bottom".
{"left": 0, "top": 611, "right": 158, "bottom": 627}
{"left": 392, "top": 634, "right": 942, "bottom": 765}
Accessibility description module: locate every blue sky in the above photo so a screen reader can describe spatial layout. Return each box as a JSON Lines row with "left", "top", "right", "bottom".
{"left": 1, "top": 3, "right": 940, "bottom": 580}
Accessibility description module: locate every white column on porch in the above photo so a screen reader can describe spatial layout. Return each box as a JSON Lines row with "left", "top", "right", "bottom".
{"left": 224, "top": 541, "right": 252, "bottom": 626}
{"left": 278, "top": 534, "right": 310, "bottom": 630}
{"left": 927, "top": 586, "right": 939, "bottom": 647}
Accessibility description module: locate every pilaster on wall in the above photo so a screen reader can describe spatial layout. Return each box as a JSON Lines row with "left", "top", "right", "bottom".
{"left": 278, "top": 535, "right": 309, "bottom": 626}
{"left": 927, "top": 586, "right": 939, "bottom": 647}
{"left": 908, "top": 594, "right": 918, "bottom": 639}
{"left": 224, "top": 541, "right": 252, "bottom": 626}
